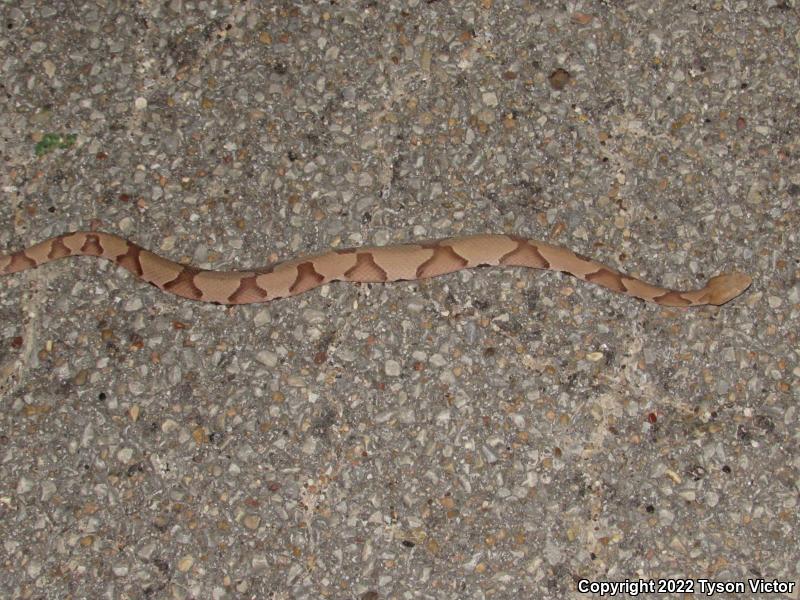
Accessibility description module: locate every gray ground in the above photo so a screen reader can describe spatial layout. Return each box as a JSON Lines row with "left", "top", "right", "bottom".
{"left": 0, "top": 1, "right": 797, "bottom": 599}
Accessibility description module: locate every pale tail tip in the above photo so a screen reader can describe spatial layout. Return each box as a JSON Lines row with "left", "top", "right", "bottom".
{"left": 705, "top": 271, "right": 752, "bottom": 305}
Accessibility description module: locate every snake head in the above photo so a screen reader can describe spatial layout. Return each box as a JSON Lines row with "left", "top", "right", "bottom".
{"left": 704, "top": 271, "right": 753, "bottom": 305}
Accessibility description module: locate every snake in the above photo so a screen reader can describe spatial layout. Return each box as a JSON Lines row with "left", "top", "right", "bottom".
{"left": 0, "top": 231, "right": 752, "bottom": 307}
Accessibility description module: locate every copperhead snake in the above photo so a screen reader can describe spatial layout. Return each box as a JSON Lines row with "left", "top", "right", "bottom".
{"left": 0, "top": 231, "right": 751, "bottom": 307}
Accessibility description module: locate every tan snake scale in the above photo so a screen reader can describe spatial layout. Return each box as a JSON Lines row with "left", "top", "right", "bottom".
{"left": 0, "top": 232, "right": 751, "bottom": 307}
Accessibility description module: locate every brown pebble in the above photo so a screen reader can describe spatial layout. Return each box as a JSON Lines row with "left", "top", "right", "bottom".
{"left": 426, "top": 538, "right": 439, "bottom": 554}
{"left": 192, "top": 427, "right": 207, "bottom": 444}
{"left": 671, "top": 112, "right": 695, "bottom": 132}
{"left": 548, "top": 68, "right": 571, "bottom": 90}
{"left": 73, "top": 369, "right": 89, "bottom": 386}
{"left": 23, "top": 404, "right": 51, "bottom": 417}
{"left": 243, "top": 514, "right": 261, "bottom": 530}
{"left": 177, "top": 556, "right": 194, "bottom": 572}
{"left": 571, "top": 12, "right": 594, "bottom": 25}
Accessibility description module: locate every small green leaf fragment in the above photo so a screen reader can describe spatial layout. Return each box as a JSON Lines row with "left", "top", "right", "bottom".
{"left": 35, "top": 132, "right": 77, "bottom": 156}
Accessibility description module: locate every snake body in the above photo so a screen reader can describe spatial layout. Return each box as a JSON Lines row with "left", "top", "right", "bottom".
{"left": 0, "top": 232, "right": 751, "bottom": 307}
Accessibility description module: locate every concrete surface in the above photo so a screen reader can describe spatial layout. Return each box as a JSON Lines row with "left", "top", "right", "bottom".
{"left": 0, "top": 1, "right": 797, "bottom": 599}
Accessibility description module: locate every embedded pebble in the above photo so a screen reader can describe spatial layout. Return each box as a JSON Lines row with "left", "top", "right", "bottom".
{"left": 385, "top": 359, "right": 401, "bottom": 376}
{"left": 177, "top": 556, "right": 194, "bottom": 572}
{"left": 256, "top": 350, "right": 278, "bottom": 367}
{"left": 253, "top": 309, "right": 272, "bottom": 326}
{"left": 116, "top": 448, "right": 134, "bottom": 464}
{"left": 243, "top": 514, "right": 261, "bottom": 530}
{"left": 16, "top": 476, "right": 33, "bottom": 494}
{"left": 430, "top": 353, "right": 447, "bottom": 367}
{"left": 124, "top": 297, "right": 143, "bottom": 312}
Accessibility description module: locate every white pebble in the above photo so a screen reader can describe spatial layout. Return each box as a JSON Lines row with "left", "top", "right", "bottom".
{"left": 430, "top": 353, "right": 447, "bottom": 367}
{"left": 124, "top": 297, "right": 143, "bottom": 312}
{"left": 336, "top": 348, "right": 356, "bottom": 362}
{"left": 482, "top": 91, "right": 498, "bottom": 107}
{"left": 303, "top": 310, "right": 326, "bottom": 324}
{"left": 116, "top": 447, "right": 134, "bottom": 464}
{"left": 385, "top": 359, "right": 401, "bottom": 376}
{"left": 256, "top": 350, "right": 278, "bottom": 367}
{"left": 27, "top": 560, "right": 42, "bottom": 578}
{"left": 253, "top": 309, "right": 271, "bottom": 326}
{"left": 43, "top": 59, "right": 55, "bottom": 78}
{"left": 16, "top": 476, "right": 33, "bottom": 494}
